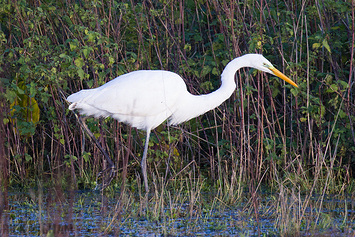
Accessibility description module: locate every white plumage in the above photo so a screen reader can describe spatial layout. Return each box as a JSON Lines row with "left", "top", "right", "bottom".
{"left": 67, "top": 54, "right": 298, "bottom": 192}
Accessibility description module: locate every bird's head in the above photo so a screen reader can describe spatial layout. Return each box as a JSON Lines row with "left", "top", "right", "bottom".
{"left": 247, "top": 54, "right": 299, "bottom": 88}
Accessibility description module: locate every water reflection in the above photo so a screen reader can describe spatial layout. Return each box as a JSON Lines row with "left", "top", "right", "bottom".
{"left": 1, "top": 189, "right": 355, "bottom": 236}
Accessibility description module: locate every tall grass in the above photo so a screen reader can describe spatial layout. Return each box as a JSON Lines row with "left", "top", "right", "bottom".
{"left": 0, "top": 1, "right": 354, "bottom": 234}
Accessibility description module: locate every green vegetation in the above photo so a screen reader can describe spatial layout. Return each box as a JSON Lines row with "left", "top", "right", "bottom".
{"left": 0, "top": 0, "right": 354, "bottom": 235}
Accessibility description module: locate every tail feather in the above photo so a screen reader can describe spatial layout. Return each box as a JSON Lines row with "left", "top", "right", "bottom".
{"left": 67, "top": 89, "right": 93, "bottom": 103}
{"left": 68, "top": 102, "right": 77, "bottom": 110}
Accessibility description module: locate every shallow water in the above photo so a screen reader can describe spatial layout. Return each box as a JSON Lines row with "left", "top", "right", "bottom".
{"left": 1, "top": 189, "right": 355, "bottom": 236}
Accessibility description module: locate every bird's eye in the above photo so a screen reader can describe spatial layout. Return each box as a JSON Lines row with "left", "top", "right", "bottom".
{"left": 263, "top": 63, "right": 270, "bottom": 68}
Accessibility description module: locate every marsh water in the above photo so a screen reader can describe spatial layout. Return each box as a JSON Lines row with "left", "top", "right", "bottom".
{"left": 1, "top": 189, "right": 355, "bottom": 236}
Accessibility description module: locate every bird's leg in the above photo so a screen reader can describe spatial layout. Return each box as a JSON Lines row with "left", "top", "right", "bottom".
{"left": 141, "top": 129, "right": 151, "bottom": 193}
{"left": 76, "top": 116, "right": 116, "bottom": 191}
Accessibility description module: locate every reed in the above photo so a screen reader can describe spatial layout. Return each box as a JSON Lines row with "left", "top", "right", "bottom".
{"left": 0, "top": 0, "right": 354, "bottom": 235}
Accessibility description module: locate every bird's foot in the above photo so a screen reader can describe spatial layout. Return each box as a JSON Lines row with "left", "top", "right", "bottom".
{"left": 94, "top": 165, "right": 117, "bottom": 191}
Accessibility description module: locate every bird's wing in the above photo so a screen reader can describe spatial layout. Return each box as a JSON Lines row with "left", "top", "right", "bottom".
{"left": 77, "top": 70, "right": 186, "bottom": 118}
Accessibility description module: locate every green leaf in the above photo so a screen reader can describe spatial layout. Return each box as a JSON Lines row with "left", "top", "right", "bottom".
{"left": 29, "top": 82, "right": 37, "bottom": 98}
{"left": 69, "top": 42, "right": 77, "bottom": 51}
{"left": 272, "top": 87, "right": 280, "bottom": 98}
{"left": 108, "top": 56, "right": 114, "bottom": 65}
{"left": 200, "top": 65, "right": 211, "bottom": 77}
{"left": 322, "top": 39, "right": 331, "bottom": 53}
{"left": 290, "top": 88, "right": 299, "bottom": 97}
{"left": 83, "top": 47, "right": 91, "bottom": 58}
{"left": 300, "top": 117, "right": 307, "bottom": 122}
{"left": 338, "top": 80, "right": 349, "bottom": 89}
{"left": 77, "top": 68, "right": 85, "bottom": 79}
{"left": 184, "top": 43, "right": 191, "bottom": 51}
{"left": 3, "top": 118, "right": 9, "bottom": 124}
{"left": 200, "top": 81, "right": 213, "bottom": 91}
{"left": 5, "top": 89, "right": 17, "bottom": 102}
{"left": 25, "top": 154, "right": 32, "bottom": 162}
{"left": 74, "top": 57, "right": 85, "bottom": 68}
{"left": 339, "top": 109, "right": 347, "bottom": 119}
{"left": 319, "top": 104, "right": 325, "bottom": 118}
{"left": 326, "top": 84, "right": 338, "bottom": 93}
{"left": 87, "top": 31, "right": 97, "bottom": 42}
{"left": 82, "top": 152, "right": 91, "bottom": 163}
{"left": 212, "top": 67, "right": 219, "bottom": 76}
{"left": 17, "top": 87, "right": 25, "bottom": 95}
{"left": 312, "top": 42, "right": 321, "bottom": 49}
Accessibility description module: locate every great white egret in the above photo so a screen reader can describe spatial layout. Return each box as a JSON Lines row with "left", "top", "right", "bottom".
{"left": 67, "top": 54, "right": 298, "bottom": 192}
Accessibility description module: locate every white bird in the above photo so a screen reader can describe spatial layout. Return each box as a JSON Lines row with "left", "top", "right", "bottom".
{"left": 67, "top": 54, "right": 298, "bottom": 193}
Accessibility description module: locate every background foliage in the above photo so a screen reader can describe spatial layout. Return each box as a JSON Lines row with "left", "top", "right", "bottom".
{"left": 0, "top": 0, "right": 354, "bottom": 193}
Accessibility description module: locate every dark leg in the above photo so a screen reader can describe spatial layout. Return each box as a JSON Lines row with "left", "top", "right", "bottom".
{"left": 76, "top": 116, "right": 116, "bottom": 191}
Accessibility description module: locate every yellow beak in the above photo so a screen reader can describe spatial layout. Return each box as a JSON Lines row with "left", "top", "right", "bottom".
{"left": 269, "top": 67, "right": 298, "bottom": 88}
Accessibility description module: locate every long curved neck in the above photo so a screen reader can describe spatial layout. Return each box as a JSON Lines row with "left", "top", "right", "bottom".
{"left": 196, "top": 55, "right": 252, "bottom": 112}
{"left": 170, "top": 55, "right": 254, "bottom": 125}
